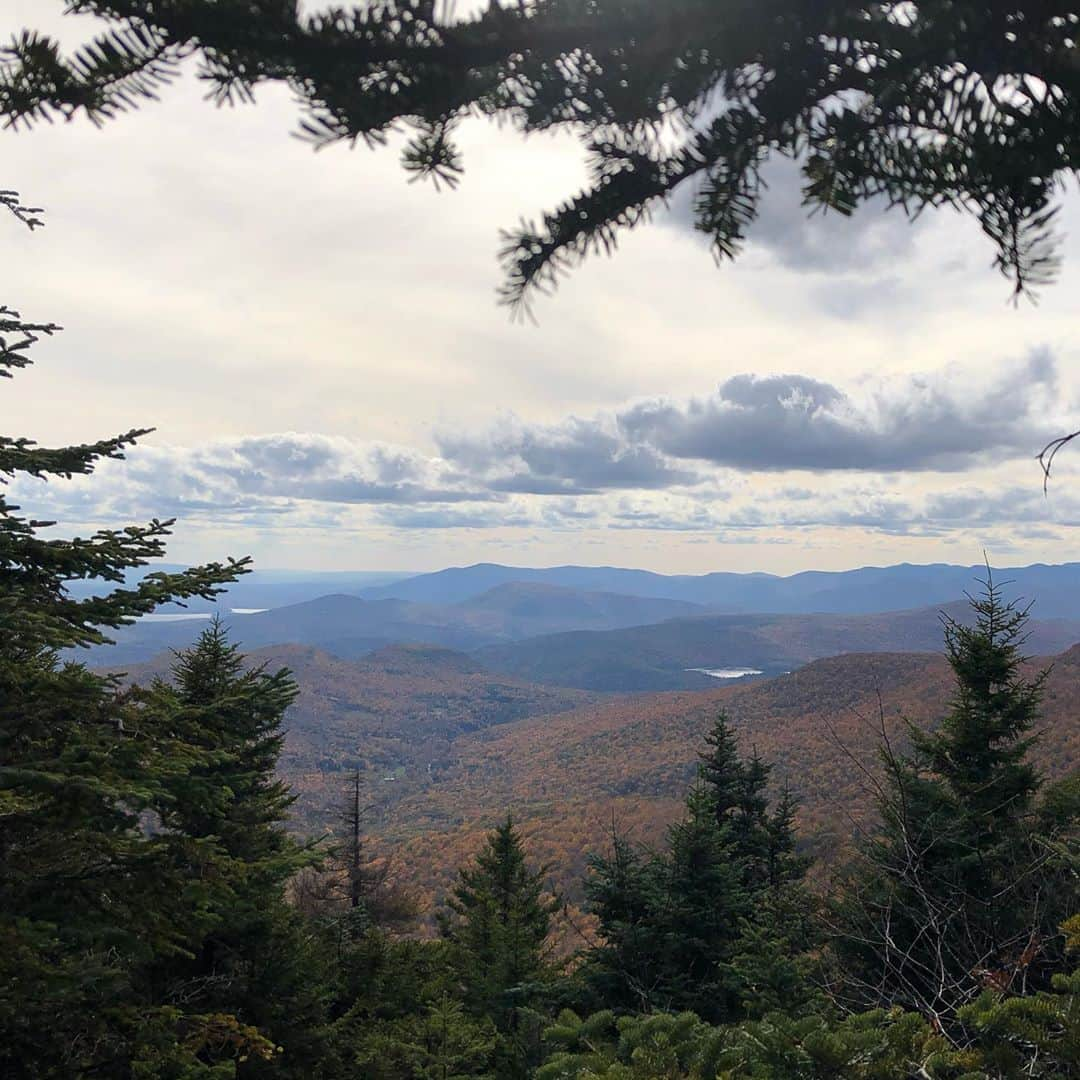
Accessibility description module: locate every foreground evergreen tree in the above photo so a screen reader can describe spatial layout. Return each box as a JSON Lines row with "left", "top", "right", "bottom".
{"left": 0, "top": 194, "right": 263, "bottom": 1076}
{"left": 831, "top": 578, "right": 1080, "bottom": 1031}
{"left": 320, "top": 928, "right": 502, "bottom": 1078}
{"left": 159, "top": 619, "right": 298, "bottom": 862}
{"left": 583, "top": 713, "right": 815, "bottom": 1023}
{"left": 354, "top": 994, "right": 500, "bottom": 1080}
{"left": 138, "top": 623, "right": 331, "bottom": 1078}
{"left": 439, "top": 816, "right": 559, "bottom": 1074}
{"left": 6, "top": 3, "right": 1080, "bottom": 309}
{"left": 539, "top": 920, "right": 1080, "bottom": 1078}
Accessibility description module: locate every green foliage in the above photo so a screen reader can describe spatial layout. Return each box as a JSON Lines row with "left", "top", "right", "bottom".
{"left": 6, "top": 3, "right": 1079, "bottom": 309}
{"left": 157, "top": 620, "right": 300, "bottom": 859}
{"left": 582, "top": 712, "right": 816, "bottom": 1022}
{"left": 133, "top": 624, "right": 334, "bottom": 1079}
{"left": 539, "top": 931, "right": 1080, "bottom": 1079}
{"left": 711, "top": 1008, "right": 956, "bottom": 1080}
{"left": 0, "top": 195, "right": 260, "bottom": 1077}
{"left": 831, "top": 579, "right": 1079, "bottom": 1026}
{"left": 353, "top": 995, "right": 499, "bottom": 1080}
{"left": 322, "top": 933, "right": 498, "bottom": 1079}
{"left": 439, "top": 816, "right": 559, "bottom": 1026}
{"left": 538, "top": 1005, "right": 955, "bottom": 1079}
{"left": 957, "top": 971, "right": 1080, "bottom": 1078}
{"left": 538, "top": 1009, "right": 722, "bottom": 1080}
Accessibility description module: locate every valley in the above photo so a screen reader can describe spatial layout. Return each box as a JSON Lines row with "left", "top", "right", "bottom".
{"left": 102, "top": 558, "right": 1080, "bottom": 924}
{"left": 287, "top": 644, "right": 1080, "bottom": 916}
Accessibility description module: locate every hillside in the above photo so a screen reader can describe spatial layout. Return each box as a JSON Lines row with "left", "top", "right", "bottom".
{"left": 356, "top": 646, "right": 1080, "bottom": 915}
{"left": 117, "top": 642, "right": 601, "bottom": 835}
{"left": 114, "top": 629, "right": 1080, "bottom": 921}
{"left": 476, "top": 602, "right": 1080, "bottom": 690}
{"left": 448, "top": 581, "right": 703, "bottom": 635}
{"left": 85, "top": 584, "right": 707, "bottom": 665}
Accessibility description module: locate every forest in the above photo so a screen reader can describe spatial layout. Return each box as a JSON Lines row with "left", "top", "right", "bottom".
{"left": 3, "top": 419, "right": 1079, "bottom": 1075}
{"left": 4, "top": 1, "right": 1080, "bottom": 1077}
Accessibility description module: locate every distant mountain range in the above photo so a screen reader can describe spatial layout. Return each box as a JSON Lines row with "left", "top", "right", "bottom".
{"left": 355, "top": 560, "right": 1080, "bottom": 616}
{"left": 475, "top": 602, "right": 1080, "bottom": 690}
{"left": 90, "top": 586, "right": 1080, "bottom": 690}
{"left": 84, "top": 583, "right": 708, "bottom": 665}
{"left": 80, "top": 559, "right": 1080, "bottom": 694}
{"left": 77, "top": 560, "right": 1080, "bottom": 620}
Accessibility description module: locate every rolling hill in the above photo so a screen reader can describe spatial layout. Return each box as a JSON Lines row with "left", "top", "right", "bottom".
{"left": 476, "top": 602, "right": 1080, "bottom": 690}
{"left": 84, "top": 583, "right": 708, "bottom": 665}
{"left": 115, "top": 633, "right": 1080, "bottom": 926}
{"left": 365, "top": 645, "right": 1080, "bottom": 915}
{"left": 116, "top": 641, "right": 601, "bottom": 835}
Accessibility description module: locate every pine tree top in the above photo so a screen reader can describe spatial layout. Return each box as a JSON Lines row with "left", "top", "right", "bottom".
{"left": 912, "top": 572, "right": 1044, "bottom": 817}
{"left": 4, "top": 3, "right": 1079, "bottom": 311}
{"left": 1, "top": 196, "right": 251, "bottom": 654}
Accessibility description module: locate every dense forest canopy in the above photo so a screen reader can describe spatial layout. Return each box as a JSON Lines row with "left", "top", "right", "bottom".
{"left": 4, "top": 1, "right": 1080, "bottom": 310}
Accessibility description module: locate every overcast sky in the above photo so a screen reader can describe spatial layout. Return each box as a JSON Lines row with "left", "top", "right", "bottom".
{"left": 6, "top": 0, "right": 1080, "bottom": 575}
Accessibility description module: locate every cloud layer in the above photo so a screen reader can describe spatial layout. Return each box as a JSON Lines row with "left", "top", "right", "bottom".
{"left": 10, "top": 354, "right": 1073, "bottom": 554}
{"left": 440, "top": 351, "right": 1061, "bottom": 488}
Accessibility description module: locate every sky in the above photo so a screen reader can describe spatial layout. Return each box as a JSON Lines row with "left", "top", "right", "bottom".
{"left": 5, "top": 1, "right": 1080, "bottom": 576}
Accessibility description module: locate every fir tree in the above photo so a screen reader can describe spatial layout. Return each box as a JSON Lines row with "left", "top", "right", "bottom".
{"left": 347, "top": 989, "right": 499, "bottom": 1080}
{"left": 6, "top": 4, "right": 1078, "bottom": 309}
{"left": 697, "top": 714, "right": 802, "bottom": 890}
{"left": 0, "top": 193, "right": 260, "bottom": 1076}
{"left": 832, "top": 577, "right": 1080, "bottom": 1030}
{"left": 439, "top": 815, "right": 558, "bottom": 1070}
{"left": 159, "top": 618, "right": 299, "bottom": 864}
{"left": 406, "top": 996, "right": 500, "bottom": 1080}
{"left": 661, "top": 783, "right": 751, "bottom": 1017}
{"left": 138, "top": 622, "right": 327, "bottom": 1077}
{"left": 583, "top": 712, "right": 813, "bottom": 1023}
{"left": 578, "top": 829, "right": 671, "bottom": 1015}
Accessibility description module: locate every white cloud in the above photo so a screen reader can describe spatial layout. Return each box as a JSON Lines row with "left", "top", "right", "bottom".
{"left": 5, "top": 0, "right": 1080, "bottom": 574}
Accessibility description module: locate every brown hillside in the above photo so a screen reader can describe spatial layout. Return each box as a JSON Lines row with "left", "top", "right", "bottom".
{"left": 117, "top": 642, "right": 600, "bottom": 835}
{"left": 116, "top": 641, "right": 1080, "bottom": 921}
{"left": 368, "top": 647, "right": 1080, "bottom": 916}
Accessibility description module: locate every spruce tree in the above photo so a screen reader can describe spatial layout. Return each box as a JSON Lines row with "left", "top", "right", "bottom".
{"left": 661, "top": 783, "right": 751, "bottom": 1017}
{"left": 138, "top": 622, "right": 328, "bottom": 1078}
{"left": 438, "top": 816, "right": 558, "bottom": 1055}
{"left": 403, "top": 996, "right": 500, "bottom": 1080}
{"left": 583, "top": 712, "right": 813, "bottom": 1023}
{"left": 832, "top": 577, "right": 1080, "bottom": 1029}
{"left": 158, "top": 618, "right": 299, "bottom": 866}
{"left": 0, "top": 193, "right": 262, "bottom": 1076}
{"left": 577, "top": 830, "right": 671, "bottom": 1015}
